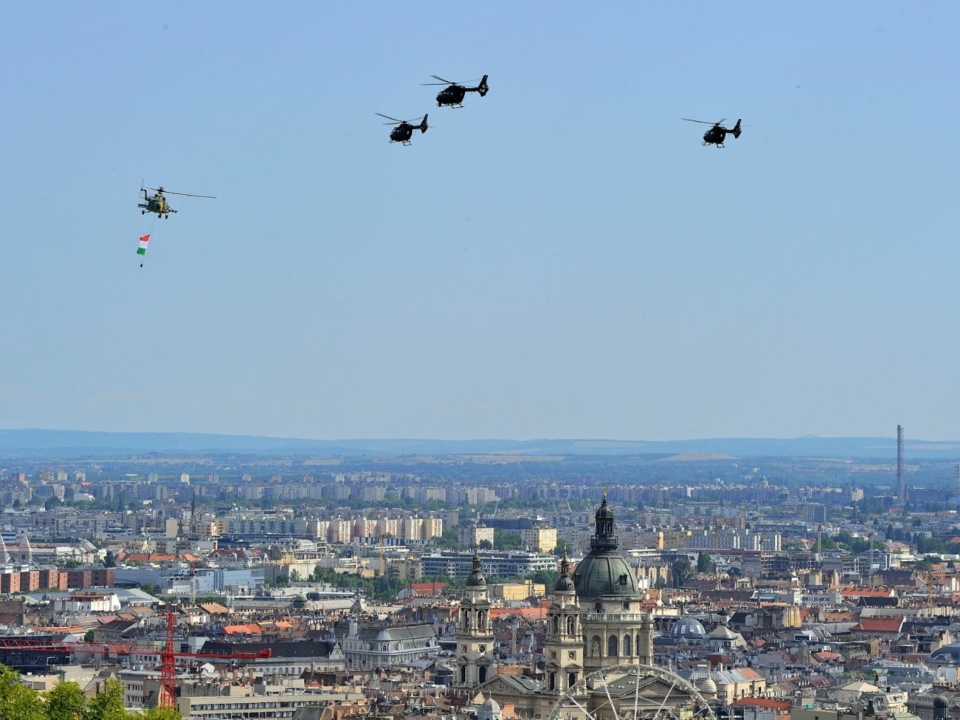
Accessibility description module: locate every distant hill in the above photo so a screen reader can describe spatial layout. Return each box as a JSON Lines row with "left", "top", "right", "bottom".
{"left": 1, "top": 429, "right": 959, "bottom": 459}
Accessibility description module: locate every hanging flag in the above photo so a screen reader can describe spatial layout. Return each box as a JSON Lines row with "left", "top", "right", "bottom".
{"left": 137, "top": 234, "right": 150, "bottom": 267}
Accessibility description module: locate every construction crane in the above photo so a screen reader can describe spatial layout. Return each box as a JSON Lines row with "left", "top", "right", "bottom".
{"left": 0, "top": 612, "right": 270, "bottom": 708}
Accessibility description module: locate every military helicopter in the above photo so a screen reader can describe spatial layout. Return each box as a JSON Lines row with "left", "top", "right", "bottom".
{"left": 682, "top": 118, "right": 743, "bottom": 148}
{"left": 375, "top": 113, "right": 429, "bottom": 145}
{"left": 423, "top": 74, "right": 489, "bottom": 108}
{"left": 139, "top": 185, "right": 215, "bottom": 218}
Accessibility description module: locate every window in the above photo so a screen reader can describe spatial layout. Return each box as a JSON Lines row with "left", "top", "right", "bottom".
{"left": 608, "top": 635, "right": 618, "bottom": 656}
{"left": 623, "top": 634, "right": 631, "bottom": 656}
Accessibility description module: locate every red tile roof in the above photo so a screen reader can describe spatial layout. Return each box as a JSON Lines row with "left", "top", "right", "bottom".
{"left": 853, "top": 617, "right": 903, "bottom": 633}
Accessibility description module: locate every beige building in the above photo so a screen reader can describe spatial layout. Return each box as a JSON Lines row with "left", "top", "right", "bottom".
{"left": 194, "top": 521, "right": 219, "bottom": 538}
{"left": 520, "top": 526, "right": 558, "bottom": 553}
{"left": 488, "top": 580, "right": 547, "bottom": 601}
{"left": 459, "top": 523, "right": 495, "bottom": 548}
{"left": 421, "top": 517, "right": 443, "bottom": 540}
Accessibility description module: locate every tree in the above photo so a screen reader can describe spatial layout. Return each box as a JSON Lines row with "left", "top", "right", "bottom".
{"left": 0, "top": 666, "right": 45, "bottom": 720}
{"left": 289, "top": 569, "right": 301, "bottom": 583}
{"left": 531, "top": 569, "right": 560, "bottom": 590}
{"left": 83, "top": 678, "right": 128, "bottom": 720}
{"left": 497, "top": 532, "right": 522, "bottom": 551}
{"left": 104, "top": 550, "right": 116, "bottom": 568}
{"left": 478, "top": 539, "right": 493, "bottom": 550}
{"left": 45, "top": 681, "right": 86, "bottom": 720}
{"left": 433, "top": 527, "right": 460, "bottom": 550}
{"left": 671, "top": 558, "right": 693, "bottom": 588}
{"left": 140, "top": 709, "right": 181, "bottom": 720}
{"left": 696, "top": 552, "right": 712, "bottom": 573}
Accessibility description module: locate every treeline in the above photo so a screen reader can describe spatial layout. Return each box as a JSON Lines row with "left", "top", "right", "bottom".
{"left": 0, "top": 668, "right": 179, "bottom": 720}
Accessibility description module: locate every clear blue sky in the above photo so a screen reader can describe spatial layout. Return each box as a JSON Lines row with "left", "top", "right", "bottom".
{"left": 1, "top": 2, "right": 958, "bottom": 442}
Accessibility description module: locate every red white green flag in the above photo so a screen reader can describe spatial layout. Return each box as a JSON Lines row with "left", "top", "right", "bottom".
{"left": 136, "top": 234, "right": 150, "bottom": 256}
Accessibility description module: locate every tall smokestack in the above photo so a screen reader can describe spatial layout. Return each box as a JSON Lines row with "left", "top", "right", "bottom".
{"left": 897, "top": 425, "right": 906, "bottom": 504}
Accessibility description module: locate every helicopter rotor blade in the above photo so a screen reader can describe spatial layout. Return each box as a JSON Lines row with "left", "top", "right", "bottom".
{"left": 717, "top": 118, "right": 727, "bottom": 126}
{"left": 375, "top": 113, "right": 405, "bottom": 123}
{"left": 161, "top": 190, "right": 216, "bottom": 199}
{"left": 430, "top": 75, "right": 457, "bottom": 85}
{"left": 681, "top": 118, "right": 716, "bottom": 125}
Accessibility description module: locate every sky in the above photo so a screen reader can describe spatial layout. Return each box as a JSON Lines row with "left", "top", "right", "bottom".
{"left": 1, "top": 2, "right": 958, "bottom": 442}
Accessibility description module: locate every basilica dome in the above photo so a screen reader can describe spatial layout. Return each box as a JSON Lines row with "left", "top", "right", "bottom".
{"left": 572, "top": 495, "right": 640, "bottom": 600}
{"left": 573, "top": 550, "right": 639, "bottom": 598}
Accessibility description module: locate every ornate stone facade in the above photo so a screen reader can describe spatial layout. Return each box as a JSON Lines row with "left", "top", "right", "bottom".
{"left": 456, "top": 549, "right": 495, "bottom": 687}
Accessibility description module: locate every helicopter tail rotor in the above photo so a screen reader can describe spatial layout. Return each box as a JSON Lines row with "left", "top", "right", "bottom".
{"left": 731, "top": 119, "right": 742, "bottom": 139}
{"left": 419, "top": 114, "right": 429, "bottom": 134}
{"left": 476, "top": 75, "right": 489, "bottom": 97}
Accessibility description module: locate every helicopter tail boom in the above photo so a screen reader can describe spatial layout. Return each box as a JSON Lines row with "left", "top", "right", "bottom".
{"left": 475, "top": 75, "right": 489, "bottom": 96}
{"left": 731, "top": 119, "right": 742, "bottom": 139}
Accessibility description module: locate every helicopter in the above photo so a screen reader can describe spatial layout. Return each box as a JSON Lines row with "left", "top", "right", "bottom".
{"left": 139, "top": 185, "right": 215, "bottom": 218}
{"left": 423, "top": 74, "right": 489, "bottom": 108}
{"left": 375, "top": 113, "right": 429, "bottom": 145}
{"left": 682, "top": 118, "right": 742, "bottom": 148}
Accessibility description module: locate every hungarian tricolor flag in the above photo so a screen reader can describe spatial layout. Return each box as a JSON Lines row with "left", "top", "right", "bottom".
{"left": 136, "top": 234, "right": 150, "bottom": 256}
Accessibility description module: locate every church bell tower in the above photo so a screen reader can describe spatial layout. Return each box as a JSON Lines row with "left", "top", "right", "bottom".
{"left": 456, "top": 549, "right": 495, "bottom": 687}
{"left": 544, "top": 552, "right": 584, "bottom": 695}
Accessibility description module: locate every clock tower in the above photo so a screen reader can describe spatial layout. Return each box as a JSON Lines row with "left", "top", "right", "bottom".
{"left": 544, "top": 551, "right": 584, "bottom": 695}
{"left": 456, "top": 549, "right": 495, "bottom": 687}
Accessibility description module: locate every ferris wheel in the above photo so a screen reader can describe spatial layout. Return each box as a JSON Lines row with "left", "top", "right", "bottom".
{"left": 550, "top": 663, "right": 719, "bottom": 720}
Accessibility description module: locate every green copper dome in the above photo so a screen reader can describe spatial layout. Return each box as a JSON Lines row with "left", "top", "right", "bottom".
{"left": 572, "top": 495, "right": 639, "bottom": 599}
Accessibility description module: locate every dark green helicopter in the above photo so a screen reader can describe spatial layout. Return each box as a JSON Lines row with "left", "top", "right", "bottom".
{"left": 376, "top": 113, "right": 429, "bottom": 145}
{"left": 682, "top": 118, "right": 742, "bottom": 147}
{"left": 138, "top": 185, "right": 215, "bottom": 218}
{"left": 424, "top": 75, "right": 489, "bottom": 108}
